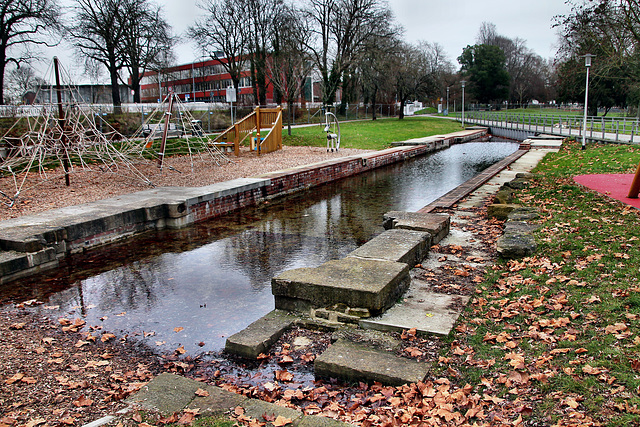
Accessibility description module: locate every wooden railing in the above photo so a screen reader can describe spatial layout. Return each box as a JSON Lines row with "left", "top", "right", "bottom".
{"left": 211, "top": 106, "right": 283, "bottom": 156}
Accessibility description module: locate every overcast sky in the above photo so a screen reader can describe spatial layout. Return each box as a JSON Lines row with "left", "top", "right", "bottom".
{"left": 40, "top": 0, "right": 573, "bottom": 83}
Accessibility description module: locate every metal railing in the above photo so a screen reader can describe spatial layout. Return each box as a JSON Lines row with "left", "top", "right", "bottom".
{"left": 456, "top": 111, "right": 640, "bottom": 144}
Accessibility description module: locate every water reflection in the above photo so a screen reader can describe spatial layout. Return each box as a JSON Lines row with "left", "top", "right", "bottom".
{"left": 5, "top": 141, "right": 519, "bottom": 354}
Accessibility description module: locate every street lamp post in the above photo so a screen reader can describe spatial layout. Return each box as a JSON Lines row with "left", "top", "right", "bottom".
{"left": 446, "top": 86, "right": 450, "bottom": 116}
{"left": 461, "top": 80, "right": 466, "bottom": 128}
{"left": 581, "top": 54, "right": 594, "bottom": 150}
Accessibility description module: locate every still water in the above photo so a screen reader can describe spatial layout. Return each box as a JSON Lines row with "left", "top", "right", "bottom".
{"left": 6, "top": 141, "right": 519, "bottom": 354}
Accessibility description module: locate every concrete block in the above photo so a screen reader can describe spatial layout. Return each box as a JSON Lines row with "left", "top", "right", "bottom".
{"left": 126, "top": 373, "right": 201, "bottom": 415}
{"left": 348, "top": 229, "right": 431, "bottom": 266}
{"left": 0, "top": 251, "right": 29, "bottom": 276}
{"left": 382, "top": 211, "right": 450, "bottom": 244}
{"left": 314, "top": 340, "right": 430, "bottom": 386}
{"left": 187, "top": 384, "right": 247, "bottom": 415}
{"left": 497, "top": 232, "right": 537, "bottom": 259}
{"left": 272, "top": 258, "right": 410, "bottom": 316}
{"left": 360, "top": 290, "right": 469, "bottom": 337}
{"left": 225, "top": 310, "right": 297, "bottom": 359}
{"left": 298, "top": 415, "right": 354, "bottom": 427}
{"left": 487, "top": 204, "right": 521, "bottom": 220}
{"left": 240, "top": 399, "right": 303, "bottom": 426}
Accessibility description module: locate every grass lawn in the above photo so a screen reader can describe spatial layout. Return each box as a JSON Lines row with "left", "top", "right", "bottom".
{"left": 282, "top": 116, "right": 462, "bottom": 151}
{"left": 436, "top": 140, "right": 640, "bottom": 426}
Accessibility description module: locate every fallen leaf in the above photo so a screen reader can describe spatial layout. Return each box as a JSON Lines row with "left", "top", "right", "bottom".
{"left": 275, "top": 370, "right": 294, "bottom": 382}
{"left": 273, "top": 415, "right": 293, "bottom": 426}
{"left": 73, "top": 395, "right": 93, "bottom": 407}
{"left": 5, "top": 373, "right": 24, "bottom": 385}
{"left": 174, "top": 327, "right": 184, "bottom": 333}
{"left": 101, "top": 333, "right": 116, "bottom": 342}
{"left": 195, "top": 388, "right": 210, "bottom": 397}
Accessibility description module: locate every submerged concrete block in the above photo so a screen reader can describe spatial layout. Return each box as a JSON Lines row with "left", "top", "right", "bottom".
{"left": 272, "top": 257, "right": 410, "bottom": 316}
{"left": 382, "top": 211, "right": 450, "bottom": 244}
{"left": 225, "top": 310, "right": 297, "bottom": 359}
{"left": 348, "top": 229, "right": 431, "bottom": 266}
{"left": 314, "top": 339, "right": 430, "bottom": 386}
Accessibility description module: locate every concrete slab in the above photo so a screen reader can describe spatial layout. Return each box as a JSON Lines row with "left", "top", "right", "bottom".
{"left": 314, "top": 339, "right": 430, "bottom": 386}
{"left": 126, "top": 373, "right": 201, "bottom": 415}
{"left": 382, "top": 211, "right": 450, "bottom": 244}
{"left": 347, "top": 229, "right": 431, "bottom": 266}
{"left": 187, "top": 384, "right": 248, "bottom": 415}
{"left": 272, "top": 258, "right": 410, "bottom": 315}
{"left": 225, "top": 310, "right": 298, "bottom": 359}
{"left": 240, "top": 399, "right": 303, "bottom": 426}
{"left": 298, "top": 415, "right": 354, "bottom": 427}
{"left": 360, "top": 287, "right": 470, "bottom": 337}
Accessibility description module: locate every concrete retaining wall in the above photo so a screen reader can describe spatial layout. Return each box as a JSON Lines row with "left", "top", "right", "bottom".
{"left": 0, "top": 129, "right": 487, "bottom": 284}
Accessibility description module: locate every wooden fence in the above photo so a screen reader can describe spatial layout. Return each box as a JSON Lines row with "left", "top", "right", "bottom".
{"left": 211, "top": 106, "right": 283, "bottom": 156}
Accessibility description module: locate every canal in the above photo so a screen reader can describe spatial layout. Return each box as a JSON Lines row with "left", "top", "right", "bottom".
{"left": 3, "top": 140, "right": 519, "bottom": 355}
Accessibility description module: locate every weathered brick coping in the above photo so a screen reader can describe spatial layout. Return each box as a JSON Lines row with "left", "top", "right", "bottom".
{"left": 0, "top": 129, "right": 487, "bottom": 284}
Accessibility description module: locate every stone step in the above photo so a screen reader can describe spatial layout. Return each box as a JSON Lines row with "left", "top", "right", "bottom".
{"left": 272, "top": 257, "right": 410, "bottom": 316}
{"left": 382, "top": 211, "right": 450, "bottom": 244}
{"left": 225, "top": 310, "right": 298, "bottom": 359}
{"left": 347, "top": 228, "right": 431, "bottom": 266}
{"left": 314, "top": 339, "right": 430, "bottom": 386}
{"left": 127, "top": 373, "right": 353, "bottom": 426}
{"left": 359, "top": 288, "right": 470, "bottom": 337}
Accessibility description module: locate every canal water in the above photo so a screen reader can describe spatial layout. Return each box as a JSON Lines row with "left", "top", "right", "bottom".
{"left": 4, "top": 141, "right": 519, "bottom": 355}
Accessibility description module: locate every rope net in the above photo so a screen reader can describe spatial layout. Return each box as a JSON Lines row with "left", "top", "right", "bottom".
{"left": 0, "top": 60, "right": 232, "bottom": 208}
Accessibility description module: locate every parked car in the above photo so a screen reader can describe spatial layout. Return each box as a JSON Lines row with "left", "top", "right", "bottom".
{"left": 142, "top": 123, "right": 184, "bottom": 139}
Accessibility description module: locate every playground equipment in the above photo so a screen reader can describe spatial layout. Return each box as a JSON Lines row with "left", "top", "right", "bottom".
{"left": 0, "top": 59, "right": 231, "bottom": 208}
{"left": 324, "top": 110, "right": 341, "bottom": 152}
{"left": 211, "top": 106, "right": 283, "bottom": 156}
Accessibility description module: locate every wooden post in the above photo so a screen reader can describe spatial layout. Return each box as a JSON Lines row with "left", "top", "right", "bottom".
{"left": 256, "top": 106, "right": 261, "bottom": 156}
{"left": 53, "top": 57, "right": 70, "bottom": 187}
{"left": 628, "top": 161, "right": 640, "bottom": 198}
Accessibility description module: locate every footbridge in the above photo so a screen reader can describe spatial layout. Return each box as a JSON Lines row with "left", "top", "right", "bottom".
{"left": 457, "top": 111, "right": 640, "bottom": 144}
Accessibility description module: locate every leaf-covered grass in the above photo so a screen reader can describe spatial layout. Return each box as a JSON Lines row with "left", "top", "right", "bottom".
{"left": 439, "top": 139, "right": 640, "bottom": 425}
{"left": 281, "top": 116, "right": 462, "bottom": 151}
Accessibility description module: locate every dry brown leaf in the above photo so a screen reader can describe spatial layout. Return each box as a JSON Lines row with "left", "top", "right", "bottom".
{"left": 174, "top": 326, "right": 184, "bottom": 333}
{"left": 73, "top": 395, "right": 94, "bottom": 407}
{"left": 195, "top": 388, "right": 210, "bottom": 397}
{"left": 5, "top": 373, "right": 24, "bottom": 385}
{"left": 272, "top": 415, "right": 293, "bottom": 426}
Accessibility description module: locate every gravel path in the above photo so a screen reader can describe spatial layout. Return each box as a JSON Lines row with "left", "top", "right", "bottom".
{"left": 0, "top": 146, "right": 372, "bottom": 220}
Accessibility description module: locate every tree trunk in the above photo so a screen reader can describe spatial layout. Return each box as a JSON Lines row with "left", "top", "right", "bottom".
{"left": 131, "top": 68, "right": 141, "bottom": 103}
{"left": 371, "top": 87, "right": 378, "bottom": 121}
{"left": 0, "top": 50, "right": 6, "bottom": 105}
{"left": 109, "top": 64, "right": 122, "bottom": 114}
{"left": 399, "top": 98, "right": 406, "bottom": 120}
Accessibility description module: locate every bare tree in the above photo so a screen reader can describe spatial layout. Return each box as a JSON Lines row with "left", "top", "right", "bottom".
{"left": 359, "top": 33, "right": 402, "bottom": 120}
{"left": 5, "top": 65, "right": 46, "bottom": 102}
{"left": 119, "top": 0, "right": 174, "bottom": 103}
{"left": 243, "top": 0, "right": 282, "bottom": 106}
{"left": 188, "top": 0, "right": 248, "bottom": 99}
{"left": 0, "top": 0, "right": 61, "bottom": 104}
{"left": 302, "top": 0, "right": 396, "bottom": 106}
{"left": 69, "top": 0, "right": 126, "bottom": 111}
{"left": 395, "top": 42, "right": 436, "bottom": 119}
{"left": 268, "top": 5, "right": 313, "bottom": 133}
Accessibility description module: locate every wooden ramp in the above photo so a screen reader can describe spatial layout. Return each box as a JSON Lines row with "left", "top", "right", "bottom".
{"left": 211, "top": 106, "right": 283, "bottom": 156}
